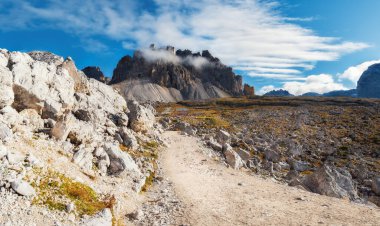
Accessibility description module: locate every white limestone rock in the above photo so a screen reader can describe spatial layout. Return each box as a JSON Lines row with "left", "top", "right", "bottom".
{"left": 11, "top": 180, "right": 36, "bottom": 197}
{"left": 0, "top": 66, "right": 14, "bottom": 109}
{"left": 127, "top": 100, "right": 155, "bottom": 132}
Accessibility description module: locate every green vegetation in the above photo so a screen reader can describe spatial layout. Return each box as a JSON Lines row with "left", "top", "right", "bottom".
{"left": 31, "top": 169, "right": 114, "bottom": 216}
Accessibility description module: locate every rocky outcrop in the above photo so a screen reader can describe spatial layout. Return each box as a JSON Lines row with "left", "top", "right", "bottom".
{"left": 302, "top": 165, "right": 359, "bottom": 201}
{"left": 263, "top": 89, "right": 294, "bottom": 97}
{"left": 357, "top": 63, "right": 380, "bottom": 98}
{"left": 82, "top": 66, "right": 107, "bottom": 83}
{"left": 110, "top": 46, "right": 243, "bottom": 102}
{"left": 243, "top": 84, "right": 255, "bottom": 96}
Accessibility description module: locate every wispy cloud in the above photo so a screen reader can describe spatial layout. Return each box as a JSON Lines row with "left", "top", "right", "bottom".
{"left": 0, "top": 0, "right": 369, "bottom": 83}
{"left": 257, "top": 74, "right": 347, "bottom": 95}
{"left": 338, "top": 59, "right": 380, "bottom": 86}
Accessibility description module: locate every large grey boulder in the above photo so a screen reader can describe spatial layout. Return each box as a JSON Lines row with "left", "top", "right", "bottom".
{"left": 119, "top": 127, "right": 139, "bottom": 150}
{"left": 357, "top": 63, "right": 380, "bottom": 98}
{"left": 103, "top": 143, "right": 140, "bottom": 176}
{"left": 302, "top": 165, "right": 359, "bottom": 200}
{"left": 224, "top": 146, "right": 244, "bottom": 169}
{"left": 51, "top": 112, "right": 75, "bottom": 141}
{"left": 216, "top": 130, "right": 231, "bottom": 144}
{"left": 127, "top": 100, "right": 155, "bottom": 132}
{"left": 72, "top": 148, "right": 94, "bottom": 171}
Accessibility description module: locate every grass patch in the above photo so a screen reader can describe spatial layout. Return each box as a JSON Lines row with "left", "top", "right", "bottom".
{"left": 31, "top": 169, "right": 114, "bottom": 216}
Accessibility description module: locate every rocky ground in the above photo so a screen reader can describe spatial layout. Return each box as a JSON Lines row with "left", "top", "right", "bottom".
{"left": 159, "top": 131, "right": 380, "bottom": 225}
{"left": 1, "top": 47, "right": 379, "bottom": 226}
{"left": 156, "top": 96, "right": 380, "bottom": 208}
{"left": 0, "top": 49, "right": 169, "bottom": 225}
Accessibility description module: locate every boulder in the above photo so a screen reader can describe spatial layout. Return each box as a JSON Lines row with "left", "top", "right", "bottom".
{"left": 176, "top": 121, "right": 197, "bottom": 135}
{"left": 216, "top": 130, "right": 231, "bottom": 144}
{"left": 6, "top": 151, "right": 25, "bottom": 165}
{"left": 224, "top": 149, "right": 244, "bottom": 169}
{"left": 0, "top": 123, "right": 13, "bottom": 142}
{"left": 208, "top": 140, "right": 223, "bottom": 152}
{"left": 50, "top": 112, "right": 75, "bottom": 141}
{"left": 93, "top": 147, "right": 110, "bottom": 176}
{"left": 127, "top": 100, "right": 155, "bottom": 132}
{"left": 83, "top": 208, "right": 112, "bottom": 226}
{"left": 236, "top": 148, "right": 252, "bottom": 162}
{"left": 0, "top": 106, "right": 22, "bottom": 127}
{"left": 11, "top": 180, "right": 36, "bottom": 196}
{"left": 264, "top": 149, "right": 281, "bottom": 163}
{"left": 119, "top": 127, "right": 139, "bottom": 150}
{"left": 302, "top": 164, "right": 359, "bottom": 200}
{"left": 0, "top": 66, "right": 14, "bottom": 109}
{"left": 19, "top": 109, "right": 44, "bottom": 132}
{"left": 290, "top": 159, "right": 311, "bottom": 172}
{"left": 103, "top": 143, "right": 140, "bottom": 176}
{"left": 72, "top": 148, "right": 94, "bottom": 171}
{"left": 0, "top": 144, "right": 8, "bottom": 160}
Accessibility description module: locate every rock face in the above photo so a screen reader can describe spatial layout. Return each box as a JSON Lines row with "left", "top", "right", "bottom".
{"left": 243, "top": 84, "right": 255, "bottom": 96}
{"left": 82, "top": 66, "right": 107, "bottom": 83}
{"left": 302, "top": 165, "right": 359, "bottom": 200}
{"left": 110, "top": 46, "right": 243, "bottom": 102}
{"left": 357, "top": 63, "right": 380, "bottom": 98}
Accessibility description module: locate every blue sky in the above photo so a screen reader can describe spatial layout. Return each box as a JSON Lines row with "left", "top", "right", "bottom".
{"left": 0, "top": 0, "right": 379, "bottom": 95}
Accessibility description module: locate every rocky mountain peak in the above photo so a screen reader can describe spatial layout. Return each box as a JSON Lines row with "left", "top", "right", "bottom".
{"left": 82, "top": 66, "right": 107, "bottom": 83}
{"left": 357, "top": 63, "right": 380, "bottom": 98}
{"left": 110, "top": 45, "right": 243, "bottom": 102}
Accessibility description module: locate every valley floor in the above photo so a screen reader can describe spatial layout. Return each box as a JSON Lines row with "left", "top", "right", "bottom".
{"left": 160, "top": 131, "right": 380, "bottom": 226}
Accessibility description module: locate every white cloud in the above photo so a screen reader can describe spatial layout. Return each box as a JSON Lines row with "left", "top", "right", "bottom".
{"left": 338, "top": 59, "right": 380, "bottom": 85}
{"left": 247, "top": 73, "right": 305, "bottom": 81}
{"left": 258, "top": 74, "right": 347, "bottom": 96}
{"left": 258, "top": 85, "right": 278, "bottom": 95}
{"left": 141, "top": 48, "right": 209, "bottom": 69}
{"left": 0, "top": 0, "right": 369, "bottom": 80}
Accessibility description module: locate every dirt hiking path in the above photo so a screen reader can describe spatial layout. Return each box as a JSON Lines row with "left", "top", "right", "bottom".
{"left": 160, "top": 131, "right": 380, "bottom": 226}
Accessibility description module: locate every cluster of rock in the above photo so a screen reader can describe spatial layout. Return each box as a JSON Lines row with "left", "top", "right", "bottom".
{"left": 109, "top": 45, "right": 243, "bottom": 102}
{"left": 0, "top": 49, "right": 161, "bottom": 225}
{"left": 167, "top": 108, "right": 380, "bottom": 206}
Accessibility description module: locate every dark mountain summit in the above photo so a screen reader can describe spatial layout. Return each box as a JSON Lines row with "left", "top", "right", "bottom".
{"left": 357, "top": 63, "right": 380, "bottom": 98}
{"left": 109, "top": 45, "right": 243, "bottom": 102}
